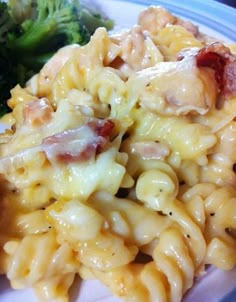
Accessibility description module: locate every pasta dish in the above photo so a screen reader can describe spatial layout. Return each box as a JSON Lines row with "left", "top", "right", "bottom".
{"left": 0, "top": 5, "right": 236, "bottom": 302}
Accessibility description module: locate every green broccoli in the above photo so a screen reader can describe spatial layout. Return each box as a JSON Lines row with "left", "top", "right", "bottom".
{"left": 0, "top": 0, "right": 114, "bottom": 116}
{"left": 8, "top": 0, "right": 90, "bottom": 54}
{"left": 80, "top": 7, "right": 114, "bottom": 35}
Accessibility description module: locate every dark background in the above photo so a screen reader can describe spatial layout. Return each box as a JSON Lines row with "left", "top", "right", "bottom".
{"left": 216, "top": 0, "right": 236, "bottom": 8}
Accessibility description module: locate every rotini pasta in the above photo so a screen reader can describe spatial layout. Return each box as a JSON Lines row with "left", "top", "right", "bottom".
{"left": 0, "top": 5, "right": 236, "bottom": 302}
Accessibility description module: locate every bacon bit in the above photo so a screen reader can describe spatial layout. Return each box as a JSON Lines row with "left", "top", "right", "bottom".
{"left": 23, "top": 98, "right": 53, "bottom": 127}
{"left": 109, "top": 56, "right": 126, "bottom": 70}
{"left": 56, "top": 144, "right": 97, "bottom": 163}
{"left": 224, "top": 59, "right": 236, "bottom": 98}
{"left": 87, "top": 119, "right": 114, "bottom": 154}
{"left": 42, "top": 119, "right": 114, "bottom": 164}
{"left": 195, "top": 43, "right": 236, "bottom": 100}
{"left": 88, "top": 119, "right": 114, "bottom": 137}
{"left": 196, "top": 48, "right": 226, "bottom": 92}
{"left": 131, "top": 141, "right": 170, "bottom": 160}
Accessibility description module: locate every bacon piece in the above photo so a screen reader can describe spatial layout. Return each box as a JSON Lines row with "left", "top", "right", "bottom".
{"left": 131, "top": 141, "right": 170, "bottom": 160}
{"left": 88, "top": 119, "right": 114, "bottom": 137}
{"left": 23, "top": 98, "right": 53, "bottom": 127}
{"left": 195, "top": 43, "right": 236, "bottom": 100}
{"left": 42, "top": 119, "right": 114, "bottom": 164}
{"left": 30, "top": 44, "right": 81, "bottom": 97}
{"left": 56, "top": 143, "right": 97, "bottom": 163}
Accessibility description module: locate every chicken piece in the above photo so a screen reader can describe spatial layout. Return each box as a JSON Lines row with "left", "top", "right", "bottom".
{"left": 27, "top": 44, "right": 81, "bottom": 97}
{"left": 139, "top": 6, "right": 200, "bottom": 36}
{"left": 110, "top": 26, "right": 163, "bottom": 77}
{"left": 127, "top": 47, "right": 218, "bottom": 116}
{"left": 138, "top": 6, "right": 176, "bottom": 36}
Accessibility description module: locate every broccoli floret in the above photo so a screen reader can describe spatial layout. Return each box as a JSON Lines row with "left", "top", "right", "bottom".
{"left": 7, "top": 0, "right": 92, "bottom": 71}
{"left": 8, "top": 0, "right": 90, "bottom": 55}
{"left": 0, "top": 0, "right": 114, "bottom": 116}
{"left": 0, "top": 2, "right": 17, "bottom": 43}
{"left": 80, "top": 8, "right": 114, "bottom": 35}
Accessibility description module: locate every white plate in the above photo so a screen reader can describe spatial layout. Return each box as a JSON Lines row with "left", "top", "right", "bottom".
{"left": 0, "top": 0, "right": 236, "bottom": 301}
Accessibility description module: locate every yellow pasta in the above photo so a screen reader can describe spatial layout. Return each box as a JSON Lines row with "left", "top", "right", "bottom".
{"left": 5, "top": 231, "right": 77, "bottom": 301}
{"left": 155, "top": 25, "right": 203, "bottom": 60}
{"left": 0, "top": 5, "right": 236, "bottom": 302}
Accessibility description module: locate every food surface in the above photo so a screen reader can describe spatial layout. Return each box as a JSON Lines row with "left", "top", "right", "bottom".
{"left": 0, "top": 5, "right": 236, "bottom": 302}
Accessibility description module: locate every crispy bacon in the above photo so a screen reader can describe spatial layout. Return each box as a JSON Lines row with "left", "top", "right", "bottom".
{"left": 195, "top": 43, "right": 236, "bottom": 100}
{"left": 56, "top": 144, "right": 97, "bottom": 163}
{"left": 87, "top": 119, "right": 114, "bottom": 137}
{"left": 42, "top": 119, "right": 114, "bottom": 164}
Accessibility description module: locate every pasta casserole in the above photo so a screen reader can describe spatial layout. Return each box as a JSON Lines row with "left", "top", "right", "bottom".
{"left": 0, "top": 5, "right": 236, "bottom": 302}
